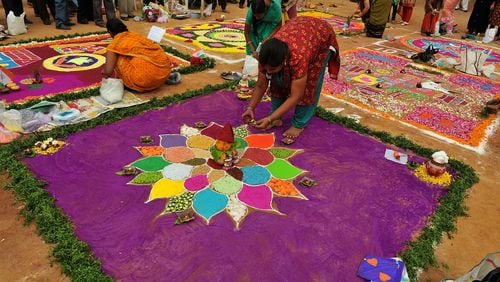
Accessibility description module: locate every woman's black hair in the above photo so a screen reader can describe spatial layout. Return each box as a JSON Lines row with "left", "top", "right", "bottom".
{"left": 258, "top": 38, "right": 289, "bottom": 67}
{"left": 106, "top": 18, "right": 128, "bottom": 35}
{"left": 251, "top": 0, "right": 267, "bottom": 37}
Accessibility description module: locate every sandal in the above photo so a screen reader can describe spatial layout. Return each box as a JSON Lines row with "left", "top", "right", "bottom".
{"left": 221, "top": 71, "right": 242, "bottom": 81}
{"left": 281, "top": 136, "right": 295, "bottom": 145}
{"left": 166, "top": 72, "right": 182, "bottom": 85}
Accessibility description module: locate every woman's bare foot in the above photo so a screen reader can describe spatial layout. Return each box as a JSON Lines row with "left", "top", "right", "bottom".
{"left": 265, "top": 119, "right": 283, "bottom": 130}
{"left": 281, "top": 126, "right": 303, "bottom": 145}
{"left": 283, "top": 126, "right": 303, "bottom": 138}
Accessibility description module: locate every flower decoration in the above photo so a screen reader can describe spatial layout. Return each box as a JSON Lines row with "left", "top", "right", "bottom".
{"left": 413, "top": 164, "right": 452, "bottom": 187}
{"left": 122, "top": 122, "right": 308, "bottom": 229}
{"left": 189, "top": 56, "right": 205, "bottom": 66}
{"left": 32, "top": 137, "right": 66, "bottom": 155}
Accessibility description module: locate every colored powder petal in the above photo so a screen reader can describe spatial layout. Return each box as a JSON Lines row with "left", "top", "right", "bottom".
{"left": 241, "top": 165, "right": 271, "bottom": 185}
{"left": 242, "top": 148, "right": 274, "bottom": 165}
{"left": 212, "top": 175, "right": 243, "bottom": 195}
{"left": 233, "top": 124, "right": 250, "bottom": 138}
{"left": 180, "top": 124, "right": 200, "bottom": 137}
{"left": 266, "top": 159, "right": 304, "bottom": 180}
{"left": 186, "top": 134, "right": 215, "bottom": 150}
{"left": 235, "top": 137, "right": 248, "bottom": 149}
{"left": 191, "top": 164, "right": 211, "bottom": 176}
{"left": 208, "top": 169, "right": 225, "bottom": 183}
{"left": 163, "top": 146, "right": 195, "bottom": 163}
{"left": 244, "top": 133, "right": 275, "bottom": 149}
{"left": 159, "top": 134, "right": 187, "bottom": 148}
{"left": 200, "top": 122, "right": 223, "bottom": 139}
{"left": 162, "top": 192, "right": 195, "bottom": 215}
{"left": 226, "top": 194, "right": 248, "bottom": 228}
{"left": 130, "top": 156, "right": 171, "bottom": 171}
{"left": 134, "top": 146, "right": 165, "bottom": 157}
{"left": 129, "top": 171, "right": 163, "bottom": 185}
{"left": 182, "top": 158, "right": 206, "bottom": 166}
{"left": 267, "top": 178, "right": 306, "bottom": 199}
{"left": 207, "top": 158, "right": 224, "bottom": 170}
{"left": 192, "top": 148, "right": 212, "bottom": 159}
{"left": 184, "top": 175, "right": 209, "bottom": 191}
{"left": 162, "top": 163, "right": 193, "bottom": 180}
{"left": 227, "top": 167, "right": 243, "bottom": 181}
{"left": 268, "top": 147, "right": 299, "bottom": 159}
{"left": 235, "top": 158, "right": 256, "bottom": 167}
{"left": 147, "top": 178, "right": 185, "bottom": 202}
{"left": 192, "top": 189, "right": 228, "bottom": 223}
{"left": 237, "top": 184, "right": 273, "bottom": 210}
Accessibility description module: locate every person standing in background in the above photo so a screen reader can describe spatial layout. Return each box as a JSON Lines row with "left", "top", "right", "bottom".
{"left": 490, "top": 0, "right": 500, "bottom": 40}
{"left": 441, "top": 0, "right": 460, "bottom": 35}
{"left": 421, "top": 0, "right": 443, "bottom": 35}
{"left": 244, "top": 0, "right": 282, "bottom": 58}
{"left": 281, "top": 0, "right": 298, "bottom": 20}
{"left": 118, "top": 0, "right": 135, "bottom": 21}
{"left": 359, "top": 0, "right": 393, "bottom": 38}
{"left": 33, "top": 0, "right": 55, "bottom": 25}
{"left": 398, "top": 0, "right": 415, "bottom": 25}
{"left": 2, "top": 0, "right": 33, "bottom": 24}
{"left": 390, "top": 0, "right": 400, "bottom": 24}
{"left": 455, "top": 0, "right": 468, "bottom": 12}
{"left": 76, "top": 0, "right": 93, "bottom": 24}
{"left": 55, "top": 0, "right": 74, "bottom": 29}
{"left": 93, "top": 0, "right": 115, "bottom": 27}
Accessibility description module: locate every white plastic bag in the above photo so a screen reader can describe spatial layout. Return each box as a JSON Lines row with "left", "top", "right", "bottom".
{"left": 483, "top": 25, "right": 498, "bottom": 44}
{"left": 99, "top": 78, "right": 124, "bottom": 104}
{"left": 242, "top": 55, "right": 259, "bottom": 77}
{"left": 433, "top": 20, "right": 440, "bottom": 37}
{"left": 7, "top": 11, "right": 27, "bottom": 36}
{"left": 0, "top": 109, "right": 23, "bottom": 132}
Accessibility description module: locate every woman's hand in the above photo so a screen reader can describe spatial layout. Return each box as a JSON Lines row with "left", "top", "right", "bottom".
{"left": 253, "top": 116, "right": 272, "bottom": 129}
{"left": 252, "top": 51, "right": 259, "bottom": 59}
{"left": 242, "top": 107, "right": 255, "bottom": 123}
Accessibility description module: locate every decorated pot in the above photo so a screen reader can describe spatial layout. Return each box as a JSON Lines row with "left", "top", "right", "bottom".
{"left": 425, "top": 160, "right": 447, "bottom": 177}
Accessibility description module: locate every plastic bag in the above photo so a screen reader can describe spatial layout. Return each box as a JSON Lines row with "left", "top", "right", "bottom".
{"left": 483, "top": 25, "right": 498, "bottom": 44}
{"left": 0, "top": 127, "right": 20, "bottom": 144}
{"left": 99, "top": 78, "right": 124, "bottom": 104}
{"left": 242, "top": 55, "right": 259, "bottom": 77}
{"left": 0, "top": 109, "right": 23, "bottom": 132}
{"left": 7, "top": 11, "right": 27, "bottom": 36}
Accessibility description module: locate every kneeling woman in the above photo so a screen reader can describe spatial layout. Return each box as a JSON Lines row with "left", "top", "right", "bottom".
{"left": 241, "top": 16, "right": 340, "bottom": 144}
{"left": 102, "top": 18, "right": 172, "bottom": 92}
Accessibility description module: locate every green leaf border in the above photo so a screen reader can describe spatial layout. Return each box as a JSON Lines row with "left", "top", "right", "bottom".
{"left": 0, "top": 86, "right": 478, "bottom": 280}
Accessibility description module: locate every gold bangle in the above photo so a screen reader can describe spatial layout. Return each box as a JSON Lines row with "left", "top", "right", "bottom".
{"left": 267, "top": 116, "right": 272, "bottom": 124}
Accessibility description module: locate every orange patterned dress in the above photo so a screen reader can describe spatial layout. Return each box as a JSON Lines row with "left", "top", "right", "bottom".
{"left": 107, "top": 31, "right": 171, "bottom": 92}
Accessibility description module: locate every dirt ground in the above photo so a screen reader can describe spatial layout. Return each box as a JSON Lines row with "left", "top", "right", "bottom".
{"left": 0, "top": 0, "right": 498, "bottom": 281}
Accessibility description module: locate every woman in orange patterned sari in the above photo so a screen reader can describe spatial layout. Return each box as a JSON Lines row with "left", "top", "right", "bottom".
{"left": 102, "top": 18, "right": 172, "bottom": 92}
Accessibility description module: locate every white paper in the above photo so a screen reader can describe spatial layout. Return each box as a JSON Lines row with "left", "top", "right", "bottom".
{"left": 384, "top": 149, "right": 408, "bottom": 165}
{"left": 147, "top": 26, "right": 166, "bottom": 43}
